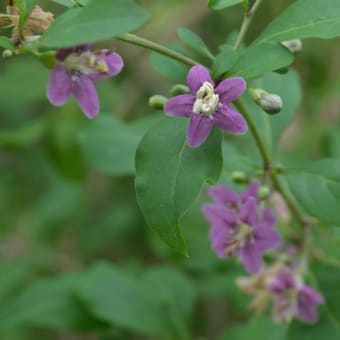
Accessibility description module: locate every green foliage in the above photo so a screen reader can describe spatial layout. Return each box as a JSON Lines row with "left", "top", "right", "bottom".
{"left": 287, "top": 159, "right": 340, "bottom": 224}
{"left": 229, "top": 42, "right": 294, "bottom": 79}
{"left": 38, "top": 0, "right": 149, "bottom": 48}
{"left": 135, "top": 118, "right": 223, "bottom": 255}
{"left": 256, "top": 0, "right": 340, "bottom": 43}
{"left": 208, "top": 0, "right": 243, "bottom": 10}
{"left": 177, "top": 27, "right": 214, "bottom": 60}
{"left": 0, "top": 37, "right": 14, "bottom": 50}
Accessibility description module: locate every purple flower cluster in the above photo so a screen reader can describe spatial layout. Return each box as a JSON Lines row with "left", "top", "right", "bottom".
{"left": 269, "top": 269, "right": 324, "bottom": 324}
{"left": 202, "top": 182, "right": 281, "bottom": 274}
{"left": 47, "top": 45, "right": 123, "bottom": 118}
{"left": 164, "top": 65, "right": 247, "bottom": 147}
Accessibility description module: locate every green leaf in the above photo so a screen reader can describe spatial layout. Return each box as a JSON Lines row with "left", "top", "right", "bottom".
{"left": 0, "top": 119, "right": 47, "bottom": 149}
{"left": 150, "top": 45, "right": 190, "bottom": 81}
{"left": 256, "top": 0, "right": 340, "bottom": 43}
{"left": 135, "top": 118, "right": 223, "bottom": 255}
{"left": 287, "top": 311, "right": 339, "bottom": 340}
{"left": 208, "top": 0, "right": 243, "bottom": 10}
{"left": 246, "top": 70, "right": 302, "bottom": 148}
{"left": 287, "top": 159, "right": 340, "bottom": 224}
{"left": 139, "top": 267, "right": 196, "bottom": 339}
{"left": 0, "top": 262, "right": 33, "bottom": 305}
{"left": 220, "top": 317, "right": 288, "bottom": 340}
{"left": 78, "top": 116, "right": 139, "bottom": 176}
{"left": 0, "top": 37, "right": 14, "bottom": 50}
{"left": 228, "top": 41, "right": 294, "bottom": 79}
{"left": 177, "top": 27, "right": 214, "bottom": 60}
{"left": 38, "top": 0, "right": 149, "bottom": 48}
{"left": 76, "top": 263, "right": 169, "bottom": 336}
{"left": 212, "top": 45, "right": 238, "bottom": 79}
{"left": 78, "top": 114, "right": 163, "bottom": 176}
{"left": 0, "top": 275, "right": 103, "bottom": 331}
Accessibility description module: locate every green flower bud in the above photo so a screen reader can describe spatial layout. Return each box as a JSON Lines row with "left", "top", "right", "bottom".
{"left": 2, "top": 49, "right": 13, "bottom": 58}
{"left": 171, "top": 84, "right": 190, "bottom": 96}
{"left": 249, "top": 88, "right": 283, "bottom": 115}
{"left": 149, "top": 95, "right": 168, "bottom": 110}
{"left": 231, "top": 171, "right": 248, "bottom": 183}
{"left": 258, "top": 186, "right": 271, "bottom": 200}
{"left": 281, "top": 39, "right": 303, "bottom": 54}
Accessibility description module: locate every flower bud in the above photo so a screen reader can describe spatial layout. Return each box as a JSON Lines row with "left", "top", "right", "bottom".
{"left": 2, "top": 49, "right": 13, "bottom": 58}
{"left": 231, "top": 171, "right": 248, "bottom": 184}
{"left": 258, "top": 186, "right": 270, "bottom": 200}
{"left": 281, "top": 39, "right": 303, "bottom": 54}
{"left": 149, "top": 95, "right": 168, "bottom": 110}
{"left": 171, "top": 84, "right": 190, "bottom": 96}
{"left": 249, "top": 88, "right": 283, "bottom": 114}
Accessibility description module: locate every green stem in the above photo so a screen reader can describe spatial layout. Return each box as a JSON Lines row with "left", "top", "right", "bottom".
{"left": 234, "top": 0, "right": 263, "bottom": 51}
{"left": 233, "top": 98, "right": 271, "bottom": 169}
{"left": 117, "top": 33, "right": 198, "bottom": 67}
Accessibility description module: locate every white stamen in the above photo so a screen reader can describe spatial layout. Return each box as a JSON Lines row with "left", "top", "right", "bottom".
{"left": 193, "top": 81, "right": 221, "bottom": 116}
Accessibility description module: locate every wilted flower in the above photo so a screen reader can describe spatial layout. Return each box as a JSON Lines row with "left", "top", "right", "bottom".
{"left": 47, "top": 46, "right": 123, "bottom": 118}
{"left": 237, "top": 265, "right": 280, "bottom": 313}
{"left": 0, "top": 4, "right": 53, "bottom": 42}
{"left": 202, "top": 183, "right": 281, "bottom": 274}
{"left": 269, "top": 269, "right": 324, "bottom": 324}
{"left": 164, "top": 64, "right": 247, "bottom": 147}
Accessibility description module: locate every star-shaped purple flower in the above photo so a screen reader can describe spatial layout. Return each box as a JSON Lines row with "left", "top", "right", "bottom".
{"left": 269, "top": 270, "right": 324, "bottom": 324}
{"left": 47, "top": 45, "right": 123, "bottom": 118}
{"left": 164, "top": 64, "right": 247, "bottom": 147}
{"left": 202, "top": 193, "right": 281, "bottom": 274}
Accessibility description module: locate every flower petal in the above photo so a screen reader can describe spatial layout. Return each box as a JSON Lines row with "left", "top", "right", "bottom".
{"left": 254, "top": 226, "right": 281, "bottom": 251}
{"left": 215, "top": 77, "right": 246, "bottom": 103}
{"left": 47, "top": 66, "right": 72, "bottom": 106}
{"left": 164, "top": 94, "right": 195, "bottom": 117}
{"left": 91, "top": 51, "right": 124, "bottom": 80}
{"left": 241, "top": 181, "right": 259, "bottom": 202}
{"left": 187, "top": 65, "right": 214, "bottom": 94}
{"left": 187, "top": 114, "right": 213, "bottom": 147}
{"left": 240, "top": 244, "right": 263, "bottom": 274}
{"left": 202, "top": 203, "right": 236, "bottom": 228}
{"left": 208, "top": 186, "right": 239, "bottom": 207}
{"left": 239, "top": 197, "right": 259, "bottom": 226}
{"left": 262, "top": 208, "right": 276, "bottom": 228}
{"left": 73, "top": 75, "right": 99, "bottom": 119}
{"left": 213, "top": 104, "right": 248, "bottom": 134}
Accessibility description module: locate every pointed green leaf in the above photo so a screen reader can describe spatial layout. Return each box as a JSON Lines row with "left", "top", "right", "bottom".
{"left": 38, "top": 0, "right": 149, "bottom": 48}
{"left": 135, "top": 118, "right": 223, "bottom": 255}
{"left": 208, "top": 0, "right": 243, "bottom": 10}
{"left": 256, "top": 0, "right": 340, "bottom": 43}
{"left": 177, "top": 27, "right": 214, "bottom": 60}
{"left": 287, "top": 159, "right": 340, "bottom": 224}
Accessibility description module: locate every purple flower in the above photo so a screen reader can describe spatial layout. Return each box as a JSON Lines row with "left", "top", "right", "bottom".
{"left": 208, "top": 181, "right": 260, "bottom": 210}
{"left": 202, "top": 196, "right": 281, "bottom": 274}
{"left": 47, "top": 46, "right": 123, "bottom": 118}
{"left": 164, "top": 64, "right": 247, "bottom": 147}
{"left": 269, "top": 270, "right": 324, "bottom": 324}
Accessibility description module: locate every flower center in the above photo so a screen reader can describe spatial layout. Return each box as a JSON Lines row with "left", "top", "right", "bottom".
{"left": 64, "top": 51, "right": 109, "bottom": 76}
{"left": 224, "top": 223, "right": 254, "bottom": 256}
{"left": 193, "top": 81, "right": 220, "bottom": 116}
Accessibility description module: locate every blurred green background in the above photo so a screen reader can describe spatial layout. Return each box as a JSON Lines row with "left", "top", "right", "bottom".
{"left": 0, "top": 0, "right": 340, "bottom": 339}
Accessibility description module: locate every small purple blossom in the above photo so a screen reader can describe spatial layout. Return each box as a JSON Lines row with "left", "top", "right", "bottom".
{"left": 269, "top": 270, "right": 324, "bottom": 324}
{"left": 164, "top": 64, "right": 247, "bottom": 147}
{"left": 202, "top": 183, "right": 281, "bottom": 274}
{"left": 47, "top": 46, "right": 123, "bottom": 118}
